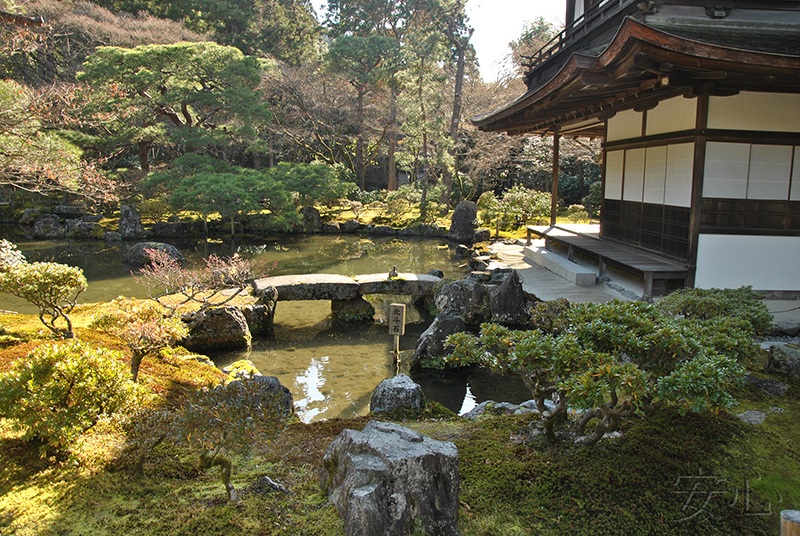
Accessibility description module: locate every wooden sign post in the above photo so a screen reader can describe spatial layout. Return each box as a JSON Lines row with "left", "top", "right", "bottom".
{"left": 388, "top": 303, "right": 406, "bottom": 356}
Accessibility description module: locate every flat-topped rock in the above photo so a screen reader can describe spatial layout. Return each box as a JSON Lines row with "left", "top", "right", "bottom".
{"left": 354, "top": 273, "right": 442, "bottom": 296}
{"left": 254, "top": 274, "right": 360, "bottom": 301}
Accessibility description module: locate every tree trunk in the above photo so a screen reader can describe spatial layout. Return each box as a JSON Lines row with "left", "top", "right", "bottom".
{"left": 442, "top": 18, "right": 473, "bottom": 210}
{"left": 356, "top": 89, "right": 366, "bottom": 190}
{"left": 387, "top": 85, "right": 398, "bottom": 191}
{"left": 138, "top": 141, "right": 150, "bottom": 174}
{"left": 131, "top": 351, "right": 145, "bottom": 382}
{"left": 200, "top": 452, "right": 239, "bottom": 502}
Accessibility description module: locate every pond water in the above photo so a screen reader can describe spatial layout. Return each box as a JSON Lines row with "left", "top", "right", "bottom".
{"left": 0, "top": 231, "right": 532, "bottom": 421}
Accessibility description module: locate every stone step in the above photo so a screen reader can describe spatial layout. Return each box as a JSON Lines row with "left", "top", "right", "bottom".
{"left": 523, "top": 245, "right": 597, "bottom": 286}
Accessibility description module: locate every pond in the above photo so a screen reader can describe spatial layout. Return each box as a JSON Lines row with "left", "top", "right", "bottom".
{"left": 0, "top": 231, "right": 532, "bottom": 421}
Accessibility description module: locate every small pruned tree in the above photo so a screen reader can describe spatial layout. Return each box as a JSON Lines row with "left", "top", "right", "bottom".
{"left": 135, "top": 248, "right": 276, "bottom": 320}
{"left": 447, "top": 298, "right": 755, "bottom": 446}
{"left": 0, "top": 341, "right": 142, "bottom": 456}
{"left": 90, "top": 297, "right": 189, "bottom": 382}
{"left": 0, "top": 241, "right": 87, "bottom": 339}
{"left": 178, "top": 378, "right": 289, "bottom": 502}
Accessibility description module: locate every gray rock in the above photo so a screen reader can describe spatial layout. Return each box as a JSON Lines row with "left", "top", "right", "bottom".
{"left": 429, "top": 269, "right": 444, "bottom": 278}
{"left": 737, "top": 410, "right": 767, "bottom": 425}
{"left": 320, "top": 421, "right": 459, "bottom": 536}
{"left": 370, "top": 374, "right": 425, "bottom": 413}
{"left": 65, "top": 219, "right": 102, "bottom": 239}
{"left": 454, "top": 244, "right": 471, "bottom": 258}
{"left": 321, "top": 222, "right": 341, "bottom": 234}
{"left": 469, "top": 256, "right": 490, "bottom": 271}
{"left": 122, "top": 241, "right": 185, "bottom": 268}
{"left": 300, "top": 206, "right": 322, "bottom": 233}
{"left": 489, "top": 270, "right": 529, "bottom": 325}
{"left": 745, "top": 374, "right": 790, "bottom": 397}
{"left": 355, "top": 272, "right": 441, "bottom": 297}
{"left": 224, "top": 374, "right": 294, "bottom": 416}
{"left": 119, "top": 205, "right": 146, "bottom": 239}
{"left": 240, "top": 304, "right": 276, "bottom": 338}
{"left": 434, "top": 279, "right": 490, "bottom": 325}
{"left": 447, "top": 200, "right": 478, "bottom": 244}
{"left": 769, "top": 406, "right": 785, "bottom": 413}
{"left": 52, "top": 205, "right": 84, "bottom": 217}
{"left": 473, "top": 228, "right": 491, "bottom": 243}
{"left": 33, "top": 214, "right": 64, "bottom": 239}
{"left": 18, "top": 208, "right": 41, "bottom": 226}
{"left": 411, "top": 311, "right": 467, "bottom": 364}
{"left": 765, "top": 344, "right": 800, "bottom": 379}
{"left": 341, "top": 219, "right": 361, "bottom": 233}
{"left": 776, "top": 321, "right": 800, "bottom": 337}
{"left": 182, "top": 307, "right": 252, "bottom": 352}
{"left": 332, "top": 296, "right": 375, "bottom": 323}
{"left": 82, "top": 214, "right": 103, "bottom": 223}
{"left": 369, "top": 225, "right": 396, "bottom": 236}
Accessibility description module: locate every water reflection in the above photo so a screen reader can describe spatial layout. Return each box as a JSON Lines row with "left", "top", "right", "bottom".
{"left": 0, "top": 231, "right": 533, "bottom": 421}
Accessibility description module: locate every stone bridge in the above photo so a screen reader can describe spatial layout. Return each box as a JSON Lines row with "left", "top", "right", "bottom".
{"left": 252, "top": 272, "right": 442, "bottom": 301}
{"left": 252, "top": 272, "right": 443, "bottom": 323}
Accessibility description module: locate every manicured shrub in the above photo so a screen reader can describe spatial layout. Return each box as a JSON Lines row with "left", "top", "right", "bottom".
{"left": 656, "top": 286, "right": 772, "bottom": 335}
{"left": 447, "top": 299, "right": 754, "bottom": 445}
{"left": 0, "top": 341, "right": 141, "bottom": 456}
{"left": 0, "top": 259, "right": 87, "bottom": 338}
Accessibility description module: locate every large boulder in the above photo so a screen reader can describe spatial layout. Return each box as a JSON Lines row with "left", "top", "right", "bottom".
{"left": 225, "top": 374, "right": 294, "bottom": 416}
{"left": 447, "top": 201, "right": 478, "bottom": 244}
{"left": 182, "top": 307, "right": 252, "bottom": 352}
{"left": 434, "top": 279, "right": 490, "bottom": 324}
{"left": 412, "top": 311, "right": 467, "bottom": 365}
{"left": 33, "top": 214, "right": 65, "bottom": 239}
{"left": 320, "top": 420, "right": 459, "bottom": 536}
{"left": 766, "top": 344, "right": 800, "bottom": 379}
{"left": 122, "top": 241, "right": 185, "bottom": 268}
{"left": 119, "top": 205, "right": 146, "bottom": 239}
{"left": 300, "top": 206, "right": 322, "bottom": 233}
{"left": 150, "top": 221, "right": 201, "bottom": 238}
{"left": 341, "top": 219, "right": 361, "bottom": 233}
{"left": 65, "top": 219, "right": 103, "bottom": 239}
{"left": 489, "top": 270, "right": 529, "bottom": 325}
{"left": 370, "top": 374, "right": 425, "bottom": 413}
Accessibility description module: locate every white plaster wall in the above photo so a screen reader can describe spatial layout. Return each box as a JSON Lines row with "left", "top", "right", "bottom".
{"left": 605, "top": 150, "right": 624, "bottom": 200}
{"left": 623, "top": 148, "right": 645, "bottom": 201}
{"left": 646, "top": 96, "right": 697, "bottom": 136}
{"left": 664, "top": 143, "right": 694, "bottom": 207}
{"left": 708, "top": 92, "right": 800, "bottom": 133}
{"left": 747, "top": 145, "right": 793, "bottom": 200}
{"left": 606, "top": 109, "right": 643, "bottom": 142}
{"left": 643, "top": 146, "right": 667, "bottom": 204}
{"left": 695, "top": 235, "right": 800, "bottom": 291}
{"left": 793, "top": 149, "right": 800, "bottom": 201}
{"left": 703, "top": 142, "right": 749, "bottom": 198}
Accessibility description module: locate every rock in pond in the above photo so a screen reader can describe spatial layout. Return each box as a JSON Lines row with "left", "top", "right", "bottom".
{"left": 447, "top": 201, "right": 478, "bottom": 244}
{"left": 320, "top": 420, "right": 459, "bottom": 536}
{"left": 182, "top": 306, "right": 252, "bottom": 352}
{"left": 119, "top": 205, "right": 146, "bottom": 239}
{"left": 122, "top": 241, "right": 185, "bottom": 268}
{"left": 370, "top": 374, "right": 425, "bottom": 413}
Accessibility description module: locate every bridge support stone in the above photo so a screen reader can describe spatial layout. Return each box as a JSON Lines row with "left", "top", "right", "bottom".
{"left": 332, "top": 296, "right": 375, "bottom": 323}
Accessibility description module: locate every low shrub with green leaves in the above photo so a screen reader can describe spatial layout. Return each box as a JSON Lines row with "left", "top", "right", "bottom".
{"left": 0, "top": 341, "right": 142, "bottom": 456}
{"left": 656, "top": 285, "right": 772, "bottom": 335}
{"left": 0, "top": 257, "right": 87, "bottom": 338}
{"left": 447, "top": 298, "right": 754, "bottom": 445}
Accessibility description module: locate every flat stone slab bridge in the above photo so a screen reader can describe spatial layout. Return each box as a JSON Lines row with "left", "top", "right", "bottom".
{"left": 252, "top": 272, "right": 442, "bottom": 302}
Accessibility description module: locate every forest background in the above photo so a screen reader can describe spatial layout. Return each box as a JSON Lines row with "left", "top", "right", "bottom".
{"left": 0, "top": 0, "right": 602, "bottom": 227}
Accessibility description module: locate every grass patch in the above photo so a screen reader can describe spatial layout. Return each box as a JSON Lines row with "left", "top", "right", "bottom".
{"left": 0, "top": 310, "right": 797, "bottom": 535}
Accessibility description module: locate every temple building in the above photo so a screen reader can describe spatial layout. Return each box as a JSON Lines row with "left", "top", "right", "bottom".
{"left": 473, "top": 0, "right": 800, "bottom": 298}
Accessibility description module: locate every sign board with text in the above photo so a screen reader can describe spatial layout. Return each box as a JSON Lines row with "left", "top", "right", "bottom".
{"left": 389, "top": 303, "right": 406, "bottom": 336}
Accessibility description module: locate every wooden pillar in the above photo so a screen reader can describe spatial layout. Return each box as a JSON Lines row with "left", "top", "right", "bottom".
{"left": 782, "top": 511, "right": 800, "bottom": 536}
{"left": 551, "top": 133, "right": 560, "bottom": 226}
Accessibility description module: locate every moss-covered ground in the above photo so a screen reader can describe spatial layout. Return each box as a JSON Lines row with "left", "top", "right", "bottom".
{"left": 2, "top": 308, "right": 798, "bottom": 535}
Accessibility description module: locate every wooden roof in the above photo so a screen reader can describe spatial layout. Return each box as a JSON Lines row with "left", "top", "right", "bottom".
{"left": 473, "top": 17, "right": 800, "bottom": 137}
